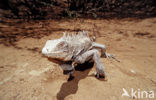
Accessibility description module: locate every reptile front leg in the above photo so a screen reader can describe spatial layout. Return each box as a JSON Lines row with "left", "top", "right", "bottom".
{"left": 74, "top": 49, "right": 106, "bottom": 78}
{"left": 60, "top": 61, "right": 74, "bottom": 76}
{"left": 92, "top": 42, "right": 120, "bottom": 62}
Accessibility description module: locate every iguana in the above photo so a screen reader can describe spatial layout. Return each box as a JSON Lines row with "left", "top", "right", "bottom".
{"left": 42, "top": 31, "right": 119, "bottom": 79}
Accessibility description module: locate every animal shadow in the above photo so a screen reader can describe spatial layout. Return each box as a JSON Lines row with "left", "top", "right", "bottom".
{"left": 56, "top": 61, "right": 94, "bottom": 100}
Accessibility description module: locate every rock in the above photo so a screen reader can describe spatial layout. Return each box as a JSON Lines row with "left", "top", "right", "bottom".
{"left": 130, "top": 69, "right": 136, "bottom": 74}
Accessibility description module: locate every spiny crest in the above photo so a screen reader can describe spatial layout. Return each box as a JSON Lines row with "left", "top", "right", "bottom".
{"left": 62, "top": 31, "right": 90, "bottom": 41}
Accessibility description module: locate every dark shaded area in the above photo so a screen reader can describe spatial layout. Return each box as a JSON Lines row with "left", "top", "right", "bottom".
{"left": 133, "top": 32, "right": 155, "bottom": 38}
{"left": 0, "top": 0, "right": 52, "bottom": 19}
{"left": 0, "top": 0, "right": 155, "bottom": 19}
{"left": 0, "top": 19, "right": 86, "bottom": 50}
{"left": 57, "top": 61, "right": 94, "bottom": 100}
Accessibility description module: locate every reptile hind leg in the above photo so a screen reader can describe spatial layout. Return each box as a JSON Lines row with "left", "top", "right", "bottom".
{"left": 92, "top": 42, "right": 107, "bottom": 58}
{"left": 74, "top": 49, "right": 106, "bottom": 78}
{"left": 92, "top": 43, "right": 120, "bottom": 62}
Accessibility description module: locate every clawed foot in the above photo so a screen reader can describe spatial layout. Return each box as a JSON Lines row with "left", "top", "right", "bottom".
{"left": 101, "top": 53, "right": 120, "bottom": 62}
{"left": 101, "top": 53, "right": 114, "bottom": 58}
{"left": 101, "top": 53, "right": 107, "bottom": 58}
{"left": 94, "top": 72, "right": 107, "bottom": 80}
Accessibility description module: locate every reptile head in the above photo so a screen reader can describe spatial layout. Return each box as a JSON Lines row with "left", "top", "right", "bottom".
{"left": 42, "top": 38, "right": 68, "bottom": 59}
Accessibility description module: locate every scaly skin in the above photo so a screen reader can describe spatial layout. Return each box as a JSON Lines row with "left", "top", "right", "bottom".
{"left": 42, "top": 31, "right": 119, "bottom": 79}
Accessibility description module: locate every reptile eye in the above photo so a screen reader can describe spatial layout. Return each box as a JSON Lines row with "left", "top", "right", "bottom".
{"left": 57, "top": 41, "right": 67, "bottom": 48}
{"left": 58, "top": 42, "right": 64, "bottom": 47}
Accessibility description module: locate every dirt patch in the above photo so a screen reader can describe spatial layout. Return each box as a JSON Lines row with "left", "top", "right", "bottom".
{"left": 0, "top": 18, "right": 156, "bottom": 100}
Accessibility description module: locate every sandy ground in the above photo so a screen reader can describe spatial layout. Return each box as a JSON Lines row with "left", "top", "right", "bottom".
{"left": 0, "top": 18, "right": 156, "bottom": 100}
